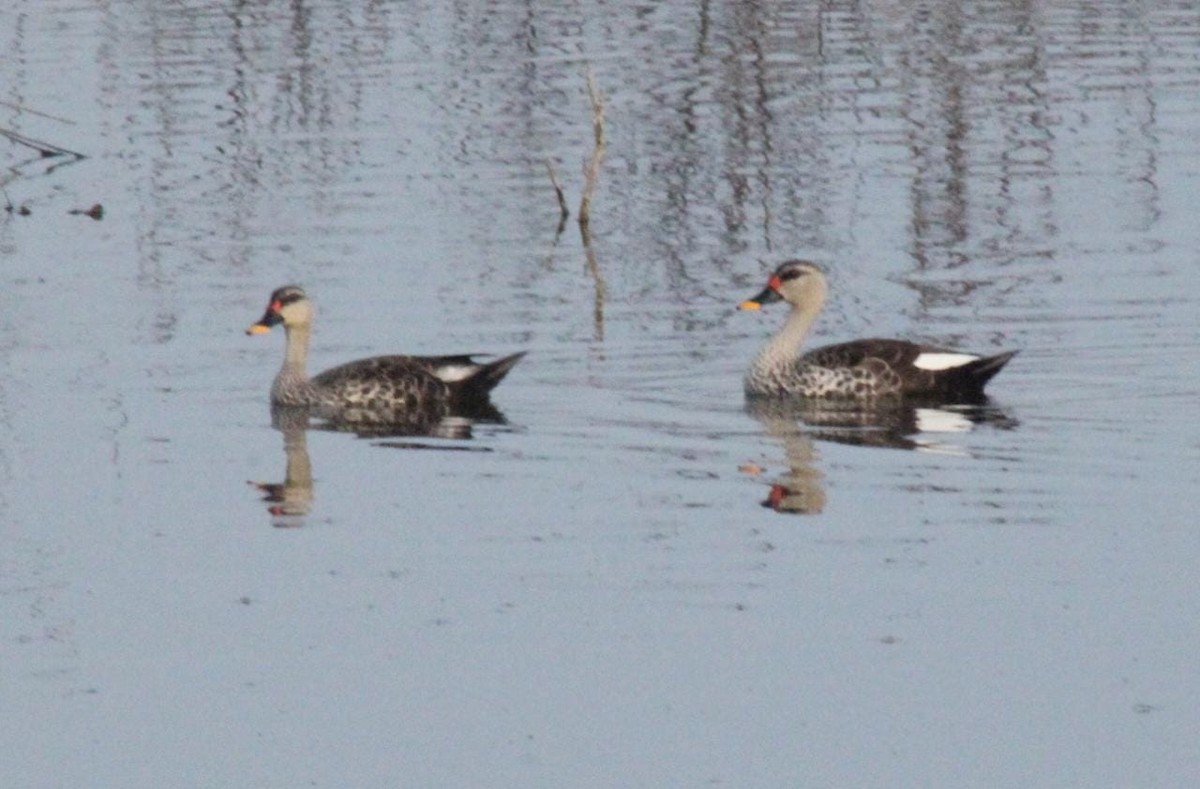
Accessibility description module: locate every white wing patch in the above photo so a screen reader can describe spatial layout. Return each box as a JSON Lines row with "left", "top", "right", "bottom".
{"left": 913, "top": 408, "right": 974, "bottom": 456}
{"left": 433, "top": 364, "right": 478, "bottom": 382}
{"left": 913, "top": 352, "right": 979, "bottom": 371}
{"left": 915, "top": 408, "right": 974, "bottom": 433}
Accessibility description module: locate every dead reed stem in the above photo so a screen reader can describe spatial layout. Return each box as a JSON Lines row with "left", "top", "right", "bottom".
{"left": 578, "top": 67, "right": 606, "bottom": 230}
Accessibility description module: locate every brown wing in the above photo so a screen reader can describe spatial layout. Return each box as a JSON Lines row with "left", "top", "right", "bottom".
{"left": 803, "top": 339, "right": 1015, "bottom": 398}
{"left": 801, "top": 338, "right": 933, "bottom": 370}
{"left": 311, "top": 355, "right": 452, "bottom": 410}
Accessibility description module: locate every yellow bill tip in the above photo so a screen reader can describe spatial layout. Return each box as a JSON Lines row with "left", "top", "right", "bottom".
{"left": 738, "top": 300, "right": 762, "bottom": 311}
{"left": 246, "top": 323, "right": 272, "bottom": 335}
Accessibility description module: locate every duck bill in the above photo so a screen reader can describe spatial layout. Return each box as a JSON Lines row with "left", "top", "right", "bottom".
{"left": 246, "top": 308, "right": 282, "bottom": 335}
{"left": 738, "top": 285, "right": 783, "bottom": 311}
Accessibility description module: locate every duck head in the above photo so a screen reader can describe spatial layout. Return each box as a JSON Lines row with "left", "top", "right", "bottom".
{"left": 739, "top": 259, "right": 828, "bottom": 311}
{"left": 247, "top": 286, "right": 312, "bottom": 335}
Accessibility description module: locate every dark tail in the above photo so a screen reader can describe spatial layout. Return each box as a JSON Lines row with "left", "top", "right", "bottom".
{"left": 466, "top": 351, "right": 527, "bottom": 395}
{"left": 944, "top": 350, "right": 1018, "bottom": 397}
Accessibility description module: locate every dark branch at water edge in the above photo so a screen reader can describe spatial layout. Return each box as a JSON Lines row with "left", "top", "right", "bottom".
{"left": 2, "top": 127, "right": 86, "bottom": 160}
{"left": 2, "top": 114, "right": 89, "bottom": 216}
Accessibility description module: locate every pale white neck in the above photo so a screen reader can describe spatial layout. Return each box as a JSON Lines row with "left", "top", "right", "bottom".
{"left": 282, "top": 323, "right": 311, "bottom": 377}
{"left": 753, "top": 300, "right": 820, "bottom": 371}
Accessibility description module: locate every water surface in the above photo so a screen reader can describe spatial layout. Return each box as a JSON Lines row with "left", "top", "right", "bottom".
{"left": 3, "top": 1, "right": 1199, "bottom": 786}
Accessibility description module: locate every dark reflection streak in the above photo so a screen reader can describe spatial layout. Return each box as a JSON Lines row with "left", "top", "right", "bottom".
{"left": 831, "top": 0, "right": 880, "bottom": 257}
{"left": 804, "top": 0, "right": 846, "bottom": 254}
{"left": 898, "top": 0, "right": 1173, "bottom": 319}
{"left": 1122, "top": 13, "right": 1162, "bottom": 236}
{"left": 515, "top": 0, "right": 570, "bottom": 279}
{"left": 749, "top": 5, "right": 774, "bottom": 252}
{"left": 816, "top": 1, "right": 824, "bottom": 60}
{"left": 901, "top": 3, "right": 969, "bottom": 273}
{"left": 102, "top": 1, "right": 390, "bottom": 313}
{"left": 282, "top": 2, "right": 328, "bottom": 197}
{"left": 2, "top": 11, "right": 27, "bottom": 131}
{"left": 656, "top": 0, "right": 712, "bottom": 317}
{"left": 909, "top": 1, "right": 1061, "bottom": 317}
{"left": 517, "top": 0, "right": 576, "bottom": 284}
{"left": 1134, "top": 96, "right": 1162, "bottom": 237}
{"left": 991, "top": 1, "right": 1055, "bottom": 273}
{"left": 138, "top": 5, "right": 175, "bottom": 286}
{"left": 521, "top": 0, "right": 537, "bottom": 57}
{"left": 221, "top": 2, "right": 255, "bottom": 268}
{"left": 723, "top": 4, "right": 763, "bottom": 247}
{"left": 518, "top": 0, "right": 555, "bottom": 226}
{"left": 283, "top": 1, "right": 314, "bottom": 134}
{"left": 1064, "top": 1, "right": 1165, "bottom": 242}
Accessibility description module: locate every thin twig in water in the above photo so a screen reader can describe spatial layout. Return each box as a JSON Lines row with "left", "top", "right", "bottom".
{"left": 578, "top": 67, "right": 606, "bottom": 230}
{"left": 1, "top": 128, "right": 86, "bottom": 159}
{"left": 0, "top": 101, "right": 78, "bottom": 125}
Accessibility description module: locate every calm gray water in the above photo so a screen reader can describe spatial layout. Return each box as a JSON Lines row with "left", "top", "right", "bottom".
{"left": 3, "top": 1, "right": 1199, "bottom": 786}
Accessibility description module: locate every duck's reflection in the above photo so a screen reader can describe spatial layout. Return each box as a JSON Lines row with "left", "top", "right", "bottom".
{"left": 248, "top": 402, "right": 508, "bottom": 526}
{"left": 249, "top": 411, "right": 314, "bottom": 525}
{"left": 745, "top": 397, "right": 1017, "bottom": 515}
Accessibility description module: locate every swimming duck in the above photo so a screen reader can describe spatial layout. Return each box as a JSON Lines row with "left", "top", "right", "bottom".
{"left": 739, "top": 260, "right": 1016, "bottom": 400}
{"left": 246, "top": 285, "right": 525, "bottom": 413}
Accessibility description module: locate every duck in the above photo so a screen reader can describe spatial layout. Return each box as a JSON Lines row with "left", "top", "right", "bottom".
{"left": 738, "top": 260, "right": 1016, "bottom": 400}
{"left": 246, "top": 285, "right": 525, "bottom": 414}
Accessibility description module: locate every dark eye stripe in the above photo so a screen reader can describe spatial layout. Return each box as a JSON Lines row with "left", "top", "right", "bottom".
{"left": 270, "top": 287, "right": 306, "bottom": 306}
